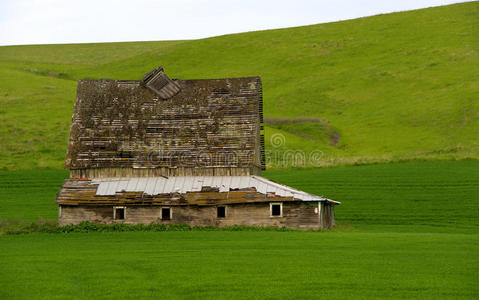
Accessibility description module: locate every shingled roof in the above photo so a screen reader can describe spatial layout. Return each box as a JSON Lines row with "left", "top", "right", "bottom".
{"left": 65, "top": 67, "right": 265, "bottom": 172}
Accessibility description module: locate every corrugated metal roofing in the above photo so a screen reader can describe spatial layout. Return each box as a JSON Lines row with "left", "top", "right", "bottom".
{"left": 91, "top": 176, "right": 338, "bottom": 203}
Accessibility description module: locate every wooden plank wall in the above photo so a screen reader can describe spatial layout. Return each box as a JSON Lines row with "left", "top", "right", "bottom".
{"left": 320, "top": 202, "right": 336, "bottom": 229}
{"left": 59, "top": 202, "right": 323, "bottom": 229}
{"left": 70, "top": 166, "right": 261, "bottom": 178}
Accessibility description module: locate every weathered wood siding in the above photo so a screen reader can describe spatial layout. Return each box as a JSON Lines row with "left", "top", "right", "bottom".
{"left": 59, "top": 202, "right": 328, "bottom": 229}
{"left": 320, "top": 202, "right": 336, "bottom": 229}
{"left": 70, "top": 166, "right": 261, "bottom": 178}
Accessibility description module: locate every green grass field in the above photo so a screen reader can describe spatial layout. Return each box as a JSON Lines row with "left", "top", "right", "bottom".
{"left": 0, "top": 231, "right": 477, "bottom": 299}
{"left": 0, "top": 161, "right": 478, "bottom": 299}
{"left": 0, "top": 2, "right": 478, "bottom": 169}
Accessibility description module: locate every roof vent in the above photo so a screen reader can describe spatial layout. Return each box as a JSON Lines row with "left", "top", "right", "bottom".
{"left": 141, "top": 66, "right": 181, "bottom": 99}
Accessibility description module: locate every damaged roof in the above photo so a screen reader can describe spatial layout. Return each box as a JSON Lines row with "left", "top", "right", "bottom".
{"left": 55, "top": 175, "right": 340, "bottom": 206}
{"left": 91, "top": 175, "right": 339, "bottom": 204}
{"left": 65, "top": 67, "right": 265, "bottom": 171}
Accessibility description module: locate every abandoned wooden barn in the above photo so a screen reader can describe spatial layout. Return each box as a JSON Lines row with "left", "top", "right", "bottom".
{"left": 56, "top": 67, "right": 339, "bottom": 229}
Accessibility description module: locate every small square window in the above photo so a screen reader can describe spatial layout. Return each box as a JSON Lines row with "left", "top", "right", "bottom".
{"left": 114, "top": 207, "right": 125, "bottom": 220}
{"left": 217, "top": 206, "right": 226, "bottom": 218}
{"left": 161, "top": 207, "right": 171, "bottom": 220}
{"left": 271, "top": 203, "right": 282, "bottom": 217}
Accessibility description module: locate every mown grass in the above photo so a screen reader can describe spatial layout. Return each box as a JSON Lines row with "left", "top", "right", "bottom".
{"left": 0, "top": 231, "right": 477, "bottom": 299}
{"left": 0, "top": 2, "right": 478, "bottom": 169}
{"left": 0, "top": 161, "right": 478, "bottom": 298}
{"left": 0, "top": 169, "right": 67, "bottom": 221}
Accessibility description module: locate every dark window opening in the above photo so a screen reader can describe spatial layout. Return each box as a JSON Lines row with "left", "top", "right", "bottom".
{"left": 115, "top": 207, "right": 125, "bottom": 220}
{"left": 217, "top": 206, "right": 226, "bottom": 218}
{"left": 271, "top": 204, "right": 281, "bottom": 216}
{"left": 162, "top": 207, "right": 171, "bottom": 220}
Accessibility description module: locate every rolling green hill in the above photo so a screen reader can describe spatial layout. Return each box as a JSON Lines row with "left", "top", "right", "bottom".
{"left": 0, "top": 2, "right": 478, "bottom": 170}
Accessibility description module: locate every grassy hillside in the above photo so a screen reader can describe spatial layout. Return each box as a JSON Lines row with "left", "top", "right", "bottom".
{"left": 0, "top": 2, "right": 478, "bottom": 169}
{"left": 0, "top": 161, "right": 478, "bottom": 298}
